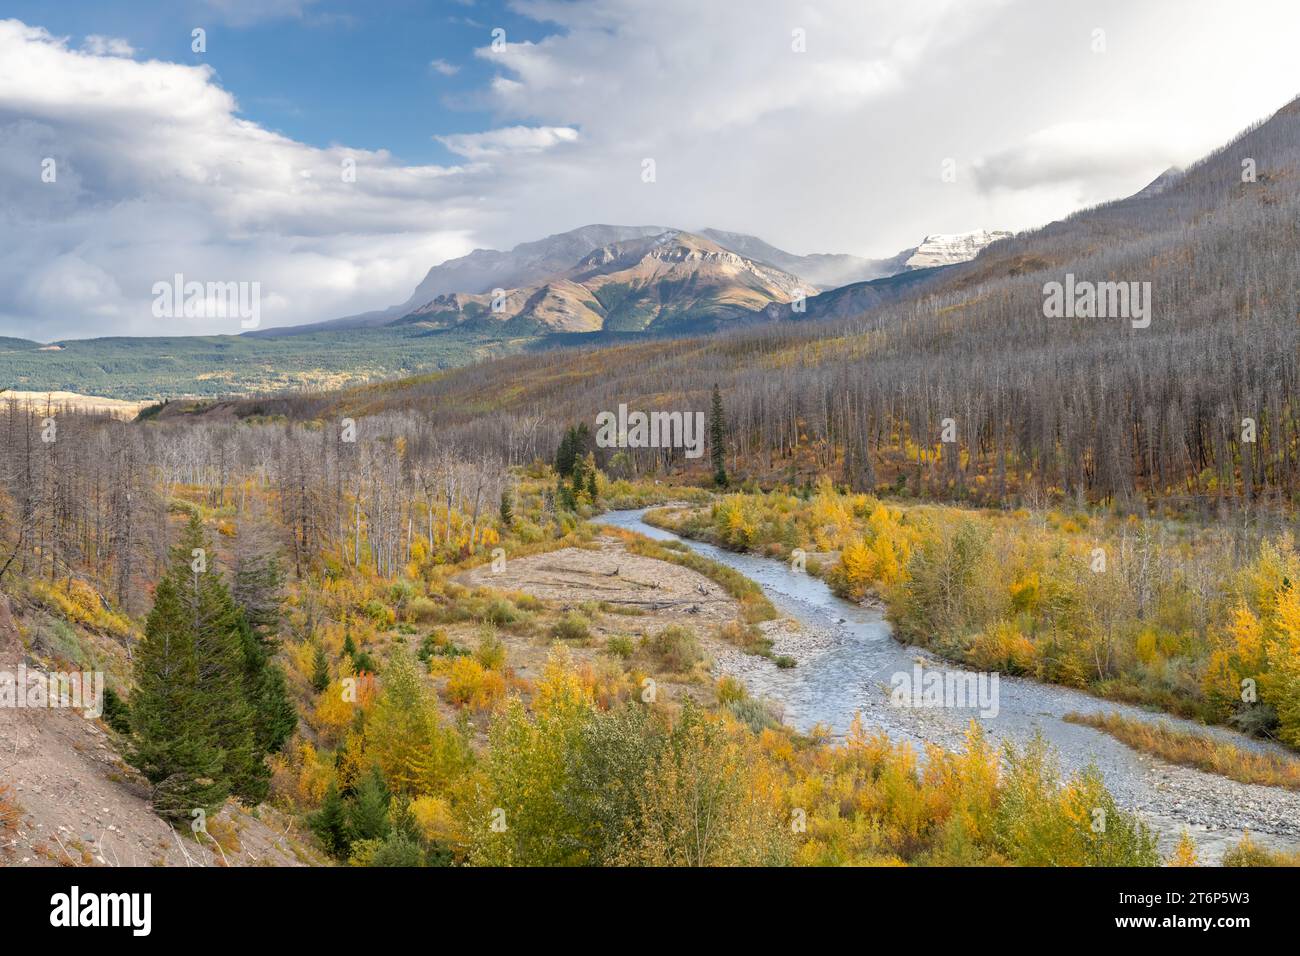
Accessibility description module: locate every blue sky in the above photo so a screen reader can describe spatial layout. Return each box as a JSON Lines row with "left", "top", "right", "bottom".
{"left": 4, "top": 0, "right": 1300, "bottom": 340}
{"left": 0, "top": 0, "right": 547, "bottom": 164}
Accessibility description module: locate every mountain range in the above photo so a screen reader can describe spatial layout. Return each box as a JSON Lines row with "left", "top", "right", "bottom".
{"left": 255, "top": 225, "right": 1009, "bottom": 338}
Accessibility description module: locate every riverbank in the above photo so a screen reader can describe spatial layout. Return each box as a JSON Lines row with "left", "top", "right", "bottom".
{"left": 595, "top": 507, "right": 1300, "bottom": 864}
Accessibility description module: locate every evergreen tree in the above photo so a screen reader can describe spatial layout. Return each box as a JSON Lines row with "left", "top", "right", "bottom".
{"left": 237, "top": 615, "right": 297, "bottom": 757}
{"left": 570, "top": 452, "right": 588, "bottom": 503}
{"left": 308, "top": 781, "right": 351, "bottom": 858}
{"left": 129, "top": 570, "right": 227, "bottom": 821}
{"left": 129, "top": 514, "right": 262, "bottom": 816}
{"left": 230, "top": 523, "right": 296, "bottom": 766}
{"left": 311, "top": 642, "right": 330, "bottom": 694}
{"left": 348, "top": 766, "right": 392, "bottom": 843}
{"left": 499, "top": 487, "right": 515, "bottom": 529}
{"left": 709, "top": 384, "right": 729, "bottom": 487}
{"left": 554, "top": 429, "right": 577, "bottom": 478}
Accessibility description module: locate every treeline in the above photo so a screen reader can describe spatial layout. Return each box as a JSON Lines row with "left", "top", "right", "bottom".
{"left": 0, "top": 401, "right": 513, "bottom": 614}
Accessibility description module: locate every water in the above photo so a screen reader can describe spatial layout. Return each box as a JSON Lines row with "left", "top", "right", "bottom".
{"left": 595, "top": 508, "right": 1300, "bottom": 856}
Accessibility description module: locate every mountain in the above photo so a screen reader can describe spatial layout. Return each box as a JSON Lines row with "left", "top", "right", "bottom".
{"left": 258, "top": 222, "right": 1004, "bottom": 339}
{"left": 697, "top": 228, "right": 907, "bottom": 287}
{"left": 902, "top": 230, "right": 1014, "bottom": 269}
{"left": 258, "top": 224, "right": 672, "bottom": 337}
{"left": 400, "top": 230, "right": 810, "bottom": 334}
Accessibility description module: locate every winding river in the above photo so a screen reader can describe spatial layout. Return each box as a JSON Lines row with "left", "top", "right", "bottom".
{"left": 597, "top": 508, "right": 1300, "bottom": 861}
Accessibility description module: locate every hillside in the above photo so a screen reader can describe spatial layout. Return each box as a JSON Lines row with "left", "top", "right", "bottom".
{"left": 190, "top": 94, "right": 1300, "bottom": 508}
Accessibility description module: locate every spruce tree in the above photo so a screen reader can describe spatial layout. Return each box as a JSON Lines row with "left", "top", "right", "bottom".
{"left": 555, "top": 429, "right": 576, "bottom": 478}
{"left": 130, "top": 514, "right": 262, "bottom": 816}
{"left": 709, "top": 384, "right": 729, "bottom": 487}
{"left": 130, "top": 570, "right": 227, "bottom": 821}
{"left": 499, "top": 487, "right": 515, "bottom": 528}
{"left": 348, "top": 766, "right": 392, "bottom": 843}
{"left": 311, "top": 642, "right": 330, "bottom": 694}
{"left": 309, "top": 781, "right": 351, "bottom": 858}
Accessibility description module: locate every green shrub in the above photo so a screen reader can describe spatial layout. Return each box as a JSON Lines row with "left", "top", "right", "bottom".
{"left": 642, "top": 626, "right": 702, "bottom": 672}
{"left": 604, "top": 635, "right": 635, "bottom": 659}
{"left": 551, "top": 612, "right": 591, "bottom": 642}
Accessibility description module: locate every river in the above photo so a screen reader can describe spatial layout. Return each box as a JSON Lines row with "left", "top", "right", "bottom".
{"left": 596, "top": 508, "right": 1300, "bottom": 861}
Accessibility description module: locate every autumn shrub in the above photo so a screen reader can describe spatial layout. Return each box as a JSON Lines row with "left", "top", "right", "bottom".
{"left": 444, "top": 657, "right": 506, "bottom": 711}
{"left": 642, "top": 625, "right": 702, "bottom": 673}
{"left": 604, "top": 635, "right": 635, "bottom": 659}
{"left": 1221, "top": 832, "right": 1300, "bottom": 867}
{"left": 551, "top": 612, "right": 591, "bottom": 642}
{"left": 475, "top": 631, "right": 507, "bottom": 671}
{"left": 484, "top": 597, "right": 528, "bottom": 628}
{"left": 407, "top": 596, "right": 439, "bottom": 623}
{"left": 715, "top": 675, "right": 747, "bottom": 705}
{"left": 0, "top": 784, "right": 21, "bottom": 835}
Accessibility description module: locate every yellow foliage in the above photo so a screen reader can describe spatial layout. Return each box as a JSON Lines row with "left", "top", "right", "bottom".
{"left": 1169, "top": 831, "right": 1198, "bottom": 867}
{"left": 444, "top": 657, "right": 507, "bottom": 712}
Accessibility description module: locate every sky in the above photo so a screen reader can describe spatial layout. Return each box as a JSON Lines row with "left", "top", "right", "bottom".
{"left": 2, "top": 0, "right": 1300, "bottom": 340}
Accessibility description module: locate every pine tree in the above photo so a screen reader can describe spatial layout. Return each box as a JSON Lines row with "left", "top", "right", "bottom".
{"left": 554, "top": 429, "right": 576, "bottom": 478}
{"left": 311, "top": 642, "right": 330, "bottom": 694}
{"left": 237, "top": 615, "right": 297, "bottom": 757}
{"left": 710, "top": 384, "right": 729, "bottom": 487}
{"left": 348, "top": 765, "right": 392, "bottom": 843}
{"left": 342, "top": 621, "right": 358, "bottom": 661}
{"left": 309, "top": 781, "right": 351, "bottom": 858}
{"left": 499, "top": 488, "right": 515, "bottom": 529}
{"left": 129, "top": 571, "right": 227, "bottom": 822}
{"left": 130, "top": 514, "right": 262, "bottom": 816}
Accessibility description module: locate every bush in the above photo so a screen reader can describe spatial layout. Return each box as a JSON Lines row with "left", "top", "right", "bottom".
{"left": 1222, "top": 832, "right": 1300, "bottom": 867}
{"left": 642, "top": 626, "right": 702, "bottom": 672}
{"left": 605, "top": 635, "right": 635, "bottom": 659}
{"left": 475, "top": 631, "right": 507, "bottom": 670}
{"left": 444, "top": 657, "right": 506, "bottom": 711}
{"left": 551, "top": 612, "right": 591, "bottom": 642}
{"left": 406, "top": 596, "right": 439, "bottom": 623}
{"left": 727, "top": 696, "right": 781, "bottom": 733}
{"left": 484, "top": 597, "right": 524, "bottom": 627}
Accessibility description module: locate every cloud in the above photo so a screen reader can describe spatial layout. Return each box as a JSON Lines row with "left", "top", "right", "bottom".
{"left": 7, "top": 0, "right": 1300, "bottom": 340}
{"left": 971, "top": 121, "right": 1183, "bottom": 193}
{"left": 81, "top": 35, "right": 134, "bottom": 57}
{"left": 436, "top": 125, "right": 578, "bottom": 159}
{"left": 429, "top": 58, "right": 460, "bottom": 76}
{"left": 0, "top": 19, "right": 480, "bottom": 338}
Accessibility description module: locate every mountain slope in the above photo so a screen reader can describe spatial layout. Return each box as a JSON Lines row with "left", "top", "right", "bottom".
{"left": 401, "top": 231, "right": 811, "bottom": 334}
{"left": 256, "top": 224, "right": 672, "bottom": 337}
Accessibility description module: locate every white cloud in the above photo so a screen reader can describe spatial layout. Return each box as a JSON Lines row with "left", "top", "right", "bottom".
{"left": 81, "top": 35, "right": 134, "bottom": 57}
{"left": 436, "top": 125, "right": 578, "bottom": 159}
{"left": 429, "top": 58, "right": 460, "bottom": 76}
{"left": 6, "top": 0, "right": 1300, "bottom": 340}
{"left": 0, "top": 19, "right": 481, "bottom": 338}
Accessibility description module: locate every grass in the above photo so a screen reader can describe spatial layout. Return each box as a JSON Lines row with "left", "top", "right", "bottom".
{"left": 1065, "top": 711, "right": 1300, "bottom": 792}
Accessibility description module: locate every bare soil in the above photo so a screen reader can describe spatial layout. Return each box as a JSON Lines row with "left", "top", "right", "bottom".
{"left": 0, "top": 594, "right": 324, "bottom": 868}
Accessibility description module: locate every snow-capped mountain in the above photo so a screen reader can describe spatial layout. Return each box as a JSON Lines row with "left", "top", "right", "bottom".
{"left": 903, "top": 230, "right": 1014, "bottom": 269}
